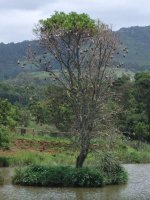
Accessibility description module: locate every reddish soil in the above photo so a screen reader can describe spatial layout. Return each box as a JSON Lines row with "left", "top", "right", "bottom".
{"left": 11, "top": 138, "right": 69, "bottom": 153}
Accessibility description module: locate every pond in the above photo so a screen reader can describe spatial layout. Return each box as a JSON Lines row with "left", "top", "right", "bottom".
{"left": 0, "top": 164, "right": 150, "bottom": 200}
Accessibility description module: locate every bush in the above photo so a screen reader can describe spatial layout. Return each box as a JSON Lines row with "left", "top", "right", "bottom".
{"left": 12, "top": 165, "right": 103, "bottom": 187}
{"left": 126, "top": 151, "right": 141, "bottom": 163}
{"left": 0, "top": 126, "right": 10, "bottom": 150}
{"left": 64, "top": 167, "right": 103, "bottom": 187}
{"left": 0, "top": 157, "right": 9, "bottom": 167}
{"left": 114, "top": 167, "right": 128, "bottom": 184}
{"left": 96, "top": 152, "right": 128, "bottom": 185}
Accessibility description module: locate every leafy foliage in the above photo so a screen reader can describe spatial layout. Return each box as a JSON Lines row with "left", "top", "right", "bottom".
{"left": 13, "top": 165, "right": 103, "bottom": 187}
{"left": 64, "top": 167, "right": 103, "bottom": 187}
{"left": 46, "top": 85, "right": 74, "bottom": 131}
{"left": 115, "top": 72, "right": 150, "bottom": 142}
{"left": 29, "top": 100, "right": 51, "bottom": 125}
{"left": 96, "top": 152, "right": 128, "bottom": 184}
{"left": 0, "top": 98, "right": 17, "bottom": 127}
{"left": 15, "top": 108, "right": 31, "bottom": 127}
{"left": 12, "top": 163, "right": 127, "bottom": 187}
{"left": 0, "top": 126, "right": 10, "bottom": 150}
{"left": 38, "top": 12, "right": 95, "bottom": 33}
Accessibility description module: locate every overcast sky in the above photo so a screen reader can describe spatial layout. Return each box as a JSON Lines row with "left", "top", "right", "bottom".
{"left": 1, "top": 0, "right": 150, "bottom": 43}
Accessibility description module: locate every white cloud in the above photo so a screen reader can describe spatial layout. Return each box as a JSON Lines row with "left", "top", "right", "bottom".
{"left": 1, "top": 0, "right": 150, "bottom": 43}
{"left": 0, "top": 9, "right": 42, "bottom": 43}
{"left": 0, "top": 0, "right": 54, "bottom": 10}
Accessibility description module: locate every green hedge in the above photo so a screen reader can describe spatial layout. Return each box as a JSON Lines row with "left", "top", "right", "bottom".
{"left": 12, "top": 165, "right": 103, "bottom": 187}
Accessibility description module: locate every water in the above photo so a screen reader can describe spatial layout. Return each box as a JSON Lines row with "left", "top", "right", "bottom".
{"left": 0, "top": 164, "right": 150, "bottom": 200}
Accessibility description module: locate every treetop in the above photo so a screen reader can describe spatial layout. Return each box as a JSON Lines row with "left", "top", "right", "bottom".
{"left": 38, "top": 11, "right": 96, "bottom": 32}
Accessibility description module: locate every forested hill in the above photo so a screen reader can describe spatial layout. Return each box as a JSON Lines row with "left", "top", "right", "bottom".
{"left": 1, "top": 25, "right": 150, "bottom": 80}
{"left": 117, "top": 26, "right": 150, "bottom": 71}
{"left": 0, "top": 40, "right": 38, "bottom": 80}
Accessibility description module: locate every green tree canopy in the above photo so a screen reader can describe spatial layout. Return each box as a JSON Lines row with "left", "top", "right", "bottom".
{"left": 0, "top": 98, "right": 17, "bottom": 127}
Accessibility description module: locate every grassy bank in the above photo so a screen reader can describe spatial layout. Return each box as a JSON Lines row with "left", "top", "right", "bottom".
{"left": 1, "top": 131, "right": 150, "bottom": 168}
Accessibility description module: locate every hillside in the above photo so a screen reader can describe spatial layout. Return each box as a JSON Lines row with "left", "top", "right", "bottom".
{"left": 117, "top": 26, "right": 150, "bottom": 71}
{"left": 0, "top": 40, "right": 38, "bottom": 80}
{"left": 0, "top": 26, "right": 150, "bottom": 80}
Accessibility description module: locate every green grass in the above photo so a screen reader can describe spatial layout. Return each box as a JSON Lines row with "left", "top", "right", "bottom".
{"left": 14, "top": 132, "right": 71, "bottom": 144}
{"left": 2, "top": 128, "right": 150, "bottom": 168}
{"left": 117, "top": 145, "right": 150, "bottom": 163}
{"left": 91, "top": 136, "right": 150, "bottom": 164}
{"left": 8, "top": 151, "right": 77, "bottom": 167}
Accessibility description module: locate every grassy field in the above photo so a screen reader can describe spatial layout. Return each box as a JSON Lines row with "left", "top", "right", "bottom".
{"left": 1, "top": 128, "right": 150, "bottom": 168}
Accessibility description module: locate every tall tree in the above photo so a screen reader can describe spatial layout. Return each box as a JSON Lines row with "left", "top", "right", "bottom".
{"left": 32, "top": 12, "right": 122, "bottom": 167}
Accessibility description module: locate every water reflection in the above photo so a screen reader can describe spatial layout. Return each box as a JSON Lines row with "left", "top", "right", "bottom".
{"left": 0, "top": 165, "right": 150, "bottom": 200}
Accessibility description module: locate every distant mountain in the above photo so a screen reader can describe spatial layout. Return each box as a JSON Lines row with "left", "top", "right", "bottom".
{"left": 117, "top": 26, "right": 150, "bottom": 71}
{"left": 0, "top": 26, "right": 150, "bottom": 80}
{"left": 0, "top": 40, "right": 38, "bottom": 80}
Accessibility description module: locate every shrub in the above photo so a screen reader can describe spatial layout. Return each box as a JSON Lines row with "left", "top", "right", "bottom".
{"left": 0, "top": 126, "right": 10, "bottom": 150}
{"left": 12, "top": 165, "right": 103, "bottom": 187}
{"left": 114, "top": 167, "right": 128, "bottom": 184}
{"left": 0, "top": 157, "right": 9, "bottom": 167}
{"left": 0, "top": 98, "right": 17, "bottom": 127}
{"left": 96, "top": 152, "right": 128, "bottom": 185}
{"left": 64, "top": 167, "right": 103, "bottom": 187}
{"left": 126, "top": 151, "right": 141, "bottom": 163}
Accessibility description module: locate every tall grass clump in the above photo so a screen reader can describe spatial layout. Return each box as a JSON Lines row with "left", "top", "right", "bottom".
{"left": 9, "top": 151, "right": 45, "bottom": 166}
{"left": 96, "top": 152, "right": 128, "bottom": 185}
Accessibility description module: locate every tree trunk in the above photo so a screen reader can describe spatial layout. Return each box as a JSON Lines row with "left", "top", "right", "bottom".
{"left": 76, "top": 147, "right": 89, "bottom": 168}
{"left": 75, "top": 117, "right": 91, "bottom": 168}
{"left": 76, "top": 130, "right": 90, "bottom": 168}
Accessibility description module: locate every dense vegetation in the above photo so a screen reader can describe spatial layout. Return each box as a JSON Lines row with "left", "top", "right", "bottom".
{"left": 12, "top": 164, "right": 127, "bottom": 187}
{"left": 1, "top": 64, "right": 150, "bottom": 186}
{"left": 1, "top": 72, "right": 150, "bottom": 144}
{"left": 115, "top": 72, "right": 150, "bottom": 142}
